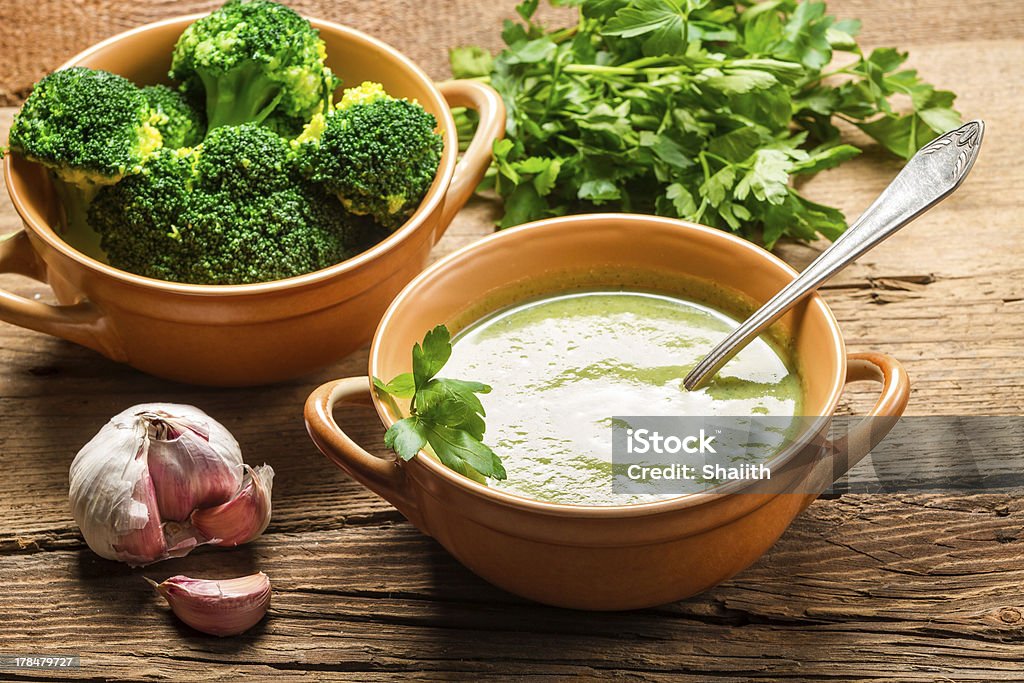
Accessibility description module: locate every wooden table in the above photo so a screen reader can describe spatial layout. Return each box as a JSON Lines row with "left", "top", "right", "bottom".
{"left": 1, "top": 1, "right": 1022, "bottom": 680}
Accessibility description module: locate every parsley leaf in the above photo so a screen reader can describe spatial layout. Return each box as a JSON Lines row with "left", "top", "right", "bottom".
{"left": 603, "top": 0, "right": 697, "bottom": 55}
{"left": 424, "top": 423, "right": 506, "bottom": 480}
{"left": 449, "top": 46, "right": 494, "bottom": 78}
{"left": 451, "top": 0, "right": 962, "bottom": 247}
{"left": 375, "top": 325, "right": 506, "bottom": 481}
{"left": 372, "top": 373, "right": 415, "bottom": 399}
{"left": 411, "top": 325, "right": 452, "bottom": 390}
{"left": 383, "top": 417, "right": 428, "bottom": 458}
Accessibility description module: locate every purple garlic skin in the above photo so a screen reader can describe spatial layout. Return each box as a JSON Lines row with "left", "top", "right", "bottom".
{"left": 109, "top": 460, "right": 168, "bottom": 566}
{"left": 192, "top": 465, "right": 274, "bottom": 546}
{"left": 145, "top": 411, "right": 244, "bottom": 522}
{"left": 148, "top": 573, "right": 271, "bottom": 637}
{"left": 69, "top": 403, "right": 273, "bottom": 566}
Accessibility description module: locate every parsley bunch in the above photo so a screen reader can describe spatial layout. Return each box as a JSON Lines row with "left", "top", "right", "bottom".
{"left": 374, "top": 325, "right": 506, "bottom": 483}
{"left": 451, "top": 0, "right": 961, "bottom": 247}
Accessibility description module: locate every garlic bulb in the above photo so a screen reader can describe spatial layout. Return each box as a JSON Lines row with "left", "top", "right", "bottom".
{"left": 69, "top": 404, "right": 273, "bottom": 566}
{"left": 147, "top": 573, "right": 271, "bottom": 637}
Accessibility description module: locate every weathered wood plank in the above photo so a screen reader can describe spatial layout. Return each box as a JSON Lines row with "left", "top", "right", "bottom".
{"left": 1, "top": 498, "right": 1022, "bottom": 680}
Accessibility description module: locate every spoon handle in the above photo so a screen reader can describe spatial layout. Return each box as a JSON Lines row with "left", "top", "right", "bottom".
{"left": 683, "top": 119, "right": 985, "bottom": 391}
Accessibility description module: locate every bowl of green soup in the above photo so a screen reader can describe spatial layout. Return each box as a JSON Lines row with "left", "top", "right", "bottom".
{"left": 305, "top": 213, "right": 910, "bottom": 610}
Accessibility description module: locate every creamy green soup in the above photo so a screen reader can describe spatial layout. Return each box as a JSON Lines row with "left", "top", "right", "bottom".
{"left": 444, "top": 290, "right": 803, "bottom": 506}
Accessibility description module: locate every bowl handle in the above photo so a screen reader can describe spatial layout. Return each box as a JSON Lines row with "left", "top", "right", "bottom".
{"left": 436, "top": 79, "right": 505, "bottom": 236}
{"left": 305, "top": 376, "right": 423, "bottom": 527}
{"left": 0, "top": 230, "right": 124, "bottom": 360}
{"left": 802, "top": 351, "right": 910, "bottom": 505}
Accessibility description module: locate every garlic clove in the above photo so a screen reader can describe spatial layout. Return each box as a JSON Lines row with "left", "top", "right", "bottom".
{"left": 147, "top": 573, "right": 271, "bottom": 637}
{"left": 106, "top": 464, "right": 208, "bottom": 566}
{"left": 144, "top": 410, "right": 244, "bottom": 522}
{"left": 110, "top": 461, "right": 168, "bottom": 566}
{"left": 191, "top": 465, "right": 274, "bottom": 547}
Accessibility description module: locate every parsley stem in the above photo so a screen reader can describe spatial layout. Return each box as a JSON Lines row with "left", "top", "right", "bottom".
{"left": 563, "top": 63, "right": 700, "bottom": 77}
{"left": 693, "top": 197, "right": 709, "bottom": 223}
{"left": 814, "top": 65, "right": 856, "bottom": 81}
{"left": 620, "top": 56, "right": 677, "bottom": 69}
{"left": 698, "top": 151, "right": 712, "bottom": 183}
{"left": 544, "top": 56, "right": 564, "bottom": 120}
{"left": 908, "top": 114, "right": 917, "bottom": 159}
{"left": 702, "top": 151, "right": 730, "bottom": 167}
{"left": 563, "top": 64, "right": 638, "bottom": 75}
{"left": 548, "top": 25, "right": 578, "bottom": 45}
{"left": 798, "top": 64, "right": 858, "bottom": 94}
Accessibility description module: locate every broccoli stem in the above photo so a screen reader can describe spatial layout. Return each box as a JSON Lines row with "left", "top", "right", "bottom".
{"left": 200, "top": 65, "right": 285, "bottom": 131}
{"left": 50, "top": 176, "right": 107, "bottom": 261}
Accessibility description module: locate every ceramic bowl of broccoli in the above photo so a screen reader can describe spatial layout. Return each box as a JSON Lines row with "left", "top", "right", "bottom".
{"left": 1, "top": 0, "right": 504, "bottom": 385}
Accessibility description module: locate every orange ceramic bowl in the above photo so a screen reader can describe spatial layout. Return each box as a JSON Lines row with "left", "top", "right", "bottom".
{"left": 1, "top": 15, "right": 503, "bottom": 386}
{"left": 305, "top": 214, "right": 910, "bottom": 610}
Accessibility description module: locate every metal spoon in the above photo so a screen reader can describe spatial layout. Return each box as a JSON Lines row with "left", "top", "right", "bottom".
{"left": 683, "top": 119, "right": 985, "bottom": 391}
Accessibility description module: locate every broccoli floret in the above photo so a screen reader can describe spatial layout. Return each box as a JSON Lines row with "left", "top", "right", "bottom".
{"left": 337, "top": 81, "right": 388, "bottom": 109}
{"left": 88, "top": 149, "right": 197, "bottom": 281}
{"left": 170, "top": 0, "right": 337, "bottom": 132}
{"left": 195, "top": 122, "right": 294, "bottom": 194}
{"left": 294, "top": 81, "right": 443, "bottom": 230}
{"left": 261, "top": 112, "right": 309, "bottom": 140}
{"left": 141, "top": 85, "right": 205, "bottom": 148}
{"left": 8, "top": 67, "right": 166, "bottom": 259}
{"left": 90, "top": 124, "right": 354, "bottom": 285}
{"left": 183, "top": 184, "right": 351, "bottom": 284}
{"left": 9, "top": 67, "right": 162, "bottom": 180}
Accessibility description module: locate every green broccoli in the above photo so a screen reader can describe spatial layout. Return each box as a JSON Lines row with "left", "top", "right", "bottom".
{"left": 261, "top": 112, "right": 309, "bottom": 140}
{"left": 195, "top": 121, "right": 295, "bottom": 195}
{"left": 89, "top": 124, "right": 355, "bottom": 285}
{"left": 293, "top": 81, "right": 443, "bottom": 230}
{"left": 87, "top": 148, "right": 197, "bottom": 282}
{"left": 183, "top": 183, "right": 352, "bottom": 285}
{"left": 7, "top": 67, "right": 166, "bottom": 259}
{"left": 141, "top": 85, "right": 205, "bottom": 148}
{"left": 170, "top": 0, "right": 337, "bottom": 132}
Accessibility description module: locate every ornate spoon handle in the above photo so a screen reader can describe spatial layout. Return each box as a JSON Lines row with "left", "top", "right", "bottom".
{"left": 684, "top": 120, "right": 985, "bottom": 391}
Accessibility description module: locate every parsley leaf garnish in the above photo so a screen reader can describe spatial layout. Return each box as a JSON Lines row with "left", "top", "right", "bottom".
{"left": 374, "top": 325, "right": 506, "bottom": 482}
{"left": 451, "top": 0, "right": 962, "bottom": 248}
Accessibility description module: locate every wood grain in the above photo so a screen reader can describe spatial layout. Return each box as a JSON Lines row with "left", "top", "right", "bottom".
{"left": 1, "top": 1, "right": 1023, "bottom": 680}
